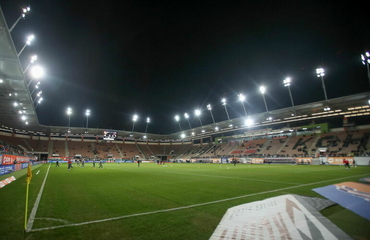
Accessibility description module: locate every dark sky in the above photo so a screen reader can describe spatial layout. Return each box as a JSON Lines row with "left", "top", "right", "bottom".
{"left": 1, "top": 1, "right": 369, "bottom": 134}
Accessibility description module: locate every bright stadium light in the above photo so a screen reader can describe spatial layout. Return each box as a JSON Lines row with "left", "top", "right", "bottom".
{"left": 9, "top": 6, "right": 31, "bottom": 33}
{"left": 316, "top": 67, "right": 328, "bottom": 101}
{"left": 66, "top": 107, "right": 72, "bottom": 127}
{"left": 259, "top": 86, "right": 269, "bottom": 112}
{"left": 238, "top": 93, "right": 247, "bottom": 116}
{"left": 132, "top": 114, "right": 138, "bottom": 132}
{"left": 17, "top": 34, "right": 35, "bottom": 57}
{"left": 85, "top": 109, "right": 90, "bottom": 128}
{"left": 245, "top": 118, "right": 254, "bottom": 127}
{"left": 283, "top": 77, "right": 295, "bottom": 107}
{"left": 207, "top": 104, "right": 215, "bottom": 124}
{"left": 360, "top": 51, "right": 370, "bottom": 89}
{"left": 23, "top": 54, "right": 38, "bottom": 74}
{"left": 184, "top": 112, "right": 192, "bottom": 129}
{"left": 181, "top": 133, "right": 186, "bottom": 139}
{"left": 194, "top": 109, "right": 203, "bottom": 126}
{"left": 175, "top": 115, "right": 182, "bottom": 132}
{"left": 144, "top": 117, "right": 150, "bottom": 136}
{"left": 28, "top": 65, "right": 45, "bottom": 87}
{"left": 221, "top": 98, "right": 230, "bottom": 120}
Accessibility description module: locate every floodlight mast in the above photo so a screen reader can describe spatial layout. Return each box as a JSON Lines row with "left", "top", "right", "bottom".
{"left": 259, "top": 86, "right": 269, "bottom": 112}
{"left": 194, "top": 109, "right": 202, "bottom": 126}
{"left": 85, "top": 109, "right": 90, "bottom": 128}
{"left": 17, "top": 34, "right": 34, "bottom": 57}
{"left": 174, "top": 115, "right": 182, "bottom": 132}
{"left": 66, "top": 107, "right": 72, "bottom": 127}
{"left": 221, "top": 98, "right": 230, "bottom": 120}
{"left": 132, "top": 114, "right": 138, "bottom": 133}
{"left": 28, "top": 65, "right": 44, "bottom": 87}
{"left": 144, "top": 117, "right": 150, "bottom": 136}
{"left": 238, "top": 94, "right": 247, "bottom": 116}
{"left": 184, "top": 113, "right": 192, "bottom": 129}
{"left": 207, "top": 104, "right": 215, "bottom": 124}
{"left": 361, "top": 52, "right": 370, "bottom": 89}
{"left": 9, "top": 6, "right": 31, "bottom": 33}
{"left": 283, "top": 77, "right": 295, "bottom": 107}
{"left": 316, "top": 67, "right": 328, "bottom": 101}
{"left": 23, "top": 55, "right": 37, "bottom": 74}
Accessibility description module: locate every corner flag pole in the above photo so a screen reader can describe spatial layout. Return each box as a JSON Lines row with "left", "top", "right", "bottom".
{"left": 24, "top": 162, "right": 32, "bottom": 230}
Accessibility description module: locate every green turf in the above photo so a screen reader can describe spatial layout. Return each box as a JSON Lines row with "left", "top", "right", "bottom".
{"left": 0, "top": 163, "right": 369, "bottom": 239}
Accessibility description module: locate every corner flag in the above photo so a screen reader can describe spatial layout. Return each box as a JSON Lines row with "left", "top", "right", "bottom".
{"left": 26, "top": 163, "right": 32, "bottom": 184}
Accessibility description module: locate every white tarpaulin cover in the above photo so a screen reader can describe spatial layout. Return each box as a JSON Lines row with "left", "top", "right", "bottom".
{"left": 210, "top": 194, "right": 350, "bottom": 240}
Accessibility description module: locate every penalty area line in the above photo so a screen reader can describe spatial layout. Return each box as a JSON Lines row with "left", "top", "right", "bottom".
{"left": 28, "top": 173, "right": 369, "bottom": 233}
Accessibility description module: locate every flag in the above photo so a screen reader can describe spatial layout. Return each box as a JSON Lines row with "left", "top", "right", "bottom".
{"left": 26, "top": 163, "right": 32, "bottom": 184}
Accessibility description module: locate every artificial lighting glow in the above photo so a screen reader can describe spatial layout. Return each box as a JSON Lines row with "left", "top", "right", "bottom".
{"left": 13, "top": 102, "right": 19, "bottom": 107}
{"left": 66, "top": 107, "right": 72, "bottom": 116}
{"left": 194, "top": 109, "right": 201, "bottom": 116}
{"left": 30, "top": 55, "right": 38, "bottom": 63}
{"left": 238, "top": 94, "right": 245, "bottom": 101}
{"left": 245, "top": 118, "right": 254, "bottom": 127}
{"left": 221, "top": 98, "right": 226, "bottom": 105}
{"left": 201, "top": 129, "right": 205, "bottom": 133}
{"left": 191, "top": 132, "right": 195, "bottom": 136}
{"left": 181, "top": 133, "right": 186, "bottom": 139}
{"left": 259, "top": 86, "right": 266, "bottom": 94}
{"left": 85, "top": 109, "right": 90, "bottom": 116}
{"left": 283, "top": 77, "right": 291, "bottom": 86}
{"left": 184, "top": 113, "right": 189, "bottom": 119}
{"left": 26, "top": 34, "right": 35, "bottom": 45}
{"left": 143, "top": 135, "right": 147, "bottom": 139}
{"left": 175, "top": 115, "right": 180, "bottom": 121}
{"left": 229, "top": 124, "right": 233, "bottom": 128}
{"left": 21, "top": 115, "right": 27, "bottom": 121}
{"left": 0, "top": 79, "right": 3, "bottom": 83}
{"left": 30, "top": 65, "right": 45, "bottom": 79}
{"left": 146, "top": 117, "right": 150, "bottom": 123}
{"left": 316, "top": 67, "right": 325, "bottom": 77}
{"left": 207, "top": 104, "right": 212, "bottom": 110}
{"left": 132, "top": 114, "right": 138, "bottom": 122}
{"left": 215, "top": 126, "right": 219, "bottom": 131}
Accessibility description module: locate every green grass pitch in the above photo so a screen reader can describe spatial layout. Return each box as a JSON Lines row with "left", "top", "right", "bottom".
{"left": 1, "top": 162, "right": 369, "bottom": 239}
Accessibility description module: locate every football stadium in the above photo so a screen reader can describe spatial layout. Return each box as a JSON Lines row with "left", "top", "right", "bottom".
{"left": 1, "top": 3, "right": 370, "bottom": 240}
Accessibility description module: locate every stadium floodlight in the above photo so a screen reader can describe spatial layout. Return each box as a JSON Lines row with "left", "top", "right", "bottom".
{"left": 35, "top": 97, "right": 43, "bottom": 109}
{"left": 66, "top": 107, "right": 72, "bottom": 127}
{"left": 21, "top": 115, "right": 27, "bottom": 121}
{"left": 174, "top": 115, "right": 182, "bottom": 132}
{"left": 33, "top": 91, "right": 42, "bottom": 103}
{"left": 9, "top": 6, "right": 31, "bottom": 33}
{"left": 238, "top": 93, "right": 247, "bottom": 116}
{"left": 221, "top": 98, "right": 230, "bottom": 120}
{"left": 283, "top": 77, "right": 295, "bottom": 107}
{"left": 85, "top": 109, "right": 90, "bottom": 128}
{"left": 23, "top": 55, "right": 38, "bottom": 74}
{"left": 132, "top": 114, "right": 138, "bottom": 132}
{"left": 28, "top": 65, "right": 45, "bottom": 87}
{"left": 360, "top": 51, "right": 370, "bottom": 89}
{"left": 145, "top": 117, "right": 150, "bottom": 134}
{"left": 184, "top": 113, "right": 192, "bottom": 129}
{"left": 207, "top": 104, "right": 215, "bottom": 124}
{"left": 30, "top": 81, "right": 40, "bottom": 95}
{"left": 259, "top": 86, "right": 269, "bottom": 112}
{"left": 194, "top": 109, "right": 203, "bottom": 126}
{"left": 181, "top": 133, "right": 186, "bottom": 139}
{"left": 245, "top": 118, "right": 254, "bottom": 127}
{"left": 316, "top": 67, "right": 328, "bottom": 101}
{"left": 17, "top": 34, "right": 35, "bottom": 57}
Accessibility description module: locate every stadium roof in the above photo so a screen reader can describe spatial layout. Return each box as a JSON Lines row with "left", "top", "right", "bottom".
{"left": 0, "top": 7, "right": 39, "bottom": 130}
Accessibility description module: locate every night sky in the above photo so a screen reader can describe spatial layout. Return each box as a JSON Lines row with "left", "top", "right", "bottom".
{"left": 1, "top": 1, "right": 369, "bottom": 134}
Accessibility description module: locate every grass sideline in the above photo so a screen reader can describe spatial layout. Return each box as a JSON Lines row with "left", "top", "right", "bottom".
{"left": 0, "top": 162, "right": 369, "bottom": 239}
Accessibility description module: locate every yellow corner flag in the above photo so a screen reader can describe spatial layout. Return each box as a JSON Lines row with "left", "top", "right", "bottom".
{"left": 25, "top": 162, "right": 33, "bottom": 230}
{"left": 26, "top": 162, "right": 32, "bottom": 184}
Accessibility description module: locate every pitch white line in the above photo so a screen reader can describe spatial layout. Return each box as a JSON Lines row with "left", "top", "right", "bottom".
{"left": 165, "top": 171, "right": 299, "bottom": 185}
{"left": 28, "top": 173, "right": 369, "bottom": 233}
{"left": 26, "top": 163, "right": 51, "bottom": 232}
